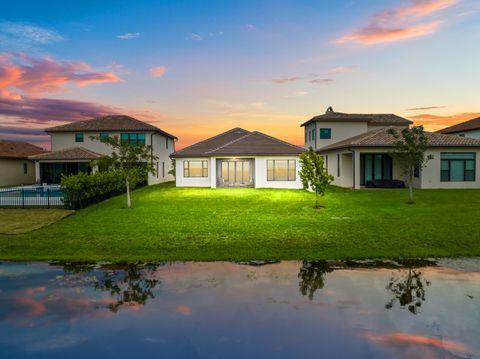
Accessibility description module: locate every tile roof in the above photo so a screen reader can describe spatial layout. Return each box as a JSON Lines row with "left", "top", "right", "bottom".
{"left": 46, "top": 115, "right": 177, "bottom": 139}
{"left": 0, "top": 140, "right": 45, "bottom": 159}
{"left": 301, "top": 107, "right": 412, "bottom": 127}
{"left": 319, "top": 127, "right": 480, "bottom": 152}
{"left": 29, "top": 147, "right": 103, "bottom": 161}
{"left": 437, "top": 117, "right": 480, "bottom": 134}
{"left": 171, "top": 128, "right": 305, "bottom": 158}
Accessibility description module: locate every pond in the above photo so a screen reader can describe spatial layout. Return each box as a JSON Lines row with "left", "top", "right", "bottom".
{"left": 0, "top": 259, "right": 479, "bottom": 358}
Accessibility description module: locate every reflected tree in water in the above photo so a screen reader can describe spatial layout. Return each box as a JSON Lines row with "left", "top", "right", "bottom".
{"left": 385, "top": 264, "right": 431, "bottom": 314}
{"left": 94, "top": 263, "right": 160, "bottom": 312}
{"left": 298, "top": 260, "right": 333, "bottom": 300}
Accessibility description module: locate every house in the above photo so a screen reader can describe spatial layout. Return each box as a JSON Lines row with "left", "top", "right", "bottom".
{"left": 303, "top": 108, "right": 480, "bottom": 189}
{"left": 437, "top": 117, "right": 480, "bottom": 139}
{"left": 29, "top": 115, "right": 177, "bottom": 185}
{"left": 0, "top": 140, "right": 45, "bottom": 186}
{"left": 170, "top": 128, "right": 305, "bottom": 188}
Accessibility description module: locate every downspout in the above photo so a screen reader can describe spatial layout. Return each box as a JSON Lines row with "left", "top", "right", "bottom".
{"left": 347, "top": 148, "right": 355, "bottom": 189}
{"left": 150, "top": 132, "right": 156, "bottom": 166}
{"left": 314, "top": 122, "right": 317, "bottom": 150}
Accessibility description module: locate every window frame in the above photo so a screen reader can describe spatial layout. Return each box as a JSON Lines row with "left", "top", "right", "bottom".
{"left": 266, "top": 159, "right": 296, "bottom": 181}
{"left": 183, "top": 160, "right": 208, "bottom": 178}
{"left": 337, "top": 154, "right": 341, "bottom": 177}
{"left": 319, "top": 128, "right": 331, "bottom": 139}
{"left": 23, "top": 162, "right": 28, "bottom": 174}
{"left": 75, "top": 132, "right": 84, "bottom": 143}
{"left": 120, "top": 132, "right": 146, "bottom": 146}
{"left": 440, "top": 152, "right": 476, "bottom": 182}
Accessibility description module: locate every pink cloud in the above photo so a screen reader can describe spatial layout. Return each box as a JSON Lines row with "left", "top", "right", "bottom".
{"left": 366, "top": 332, "right": 470, "bottom": 353}
{"left": 336, "top": 21, "right": 442, "bottom": 45}
{"left": 176, "top": 305, "right": 192, "bottom": 316}
{"left": 336, "top": 0, "right": 457, "bottom": 45}
{"left": 272, "top": 76, "right": 301, "bottom": 84}
{"left": 0, "top": 52, "right": 120, "bottom": 95}
{"left": 149, "top": 65, "right": 167, "bottom": 78}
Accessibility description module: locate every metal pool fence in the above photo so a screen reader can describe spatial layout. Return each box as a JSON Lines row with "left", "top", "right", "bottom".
{"left": 0, "top": 186, "right": 65, "bottom": 208}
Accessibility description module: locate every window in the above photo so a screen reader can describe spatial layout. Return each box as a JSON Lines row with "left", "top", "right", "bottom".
{"left": 337, "top": 154, "right": 340, "bottom": 177}
{"left": 162, "top": 162, "right": 165, "bottom": 177}
{"left": 440, "top": 153, "right": 475, "bottom": 182}
{"left": 319, "top": 128, "right": 331, "bottom": 139}
{"left": 120, "top": 133, "right": 145, "bottom": 146}
{"left": 184, "top": 160, "right": 208, "bottom": 177}
{"left": 23, "top": 163, "right": 28, "bottom": 174}
{"left": 360, "top": 154, "right": 393, "bottom": 186}
{"left": 305, "top": 131, "right": 307, "bottom": 143}
{"left": 100, "top": 133, "right": 109, "bottom": 142}
{"left": 267, "top": 160, "right": 296, "bottom": 181}
{"left": 166, "top": 138, "right": 169, "bottom": 149}
{"left": 325, "top": 155, "right": 328, "bottom": 170}
{"left": 308, "top": 131, "right": 311, "bottom": 142}
{"left": 75, "top": 133, "right": 84, "bottom": 142}
{"left": 311, "top": 129, "right": 315, "bottom": 142}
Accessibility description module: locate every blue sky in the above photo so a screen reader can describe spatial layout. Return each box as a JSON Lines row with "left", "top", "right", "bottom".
{"left": 1, "top": 0, "right": 480, "bottom": 148}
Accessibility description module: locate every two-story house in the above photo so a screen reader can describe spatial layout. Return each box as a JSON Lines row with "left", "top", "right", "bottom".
{"left": 302, "top": 107, "right": 480, "bottom": 189}
{"left": 437, "top": 116, "right": 480, "bottom": 139}
{"left": 29, "top": 115, "right": 177, "bottom": 185}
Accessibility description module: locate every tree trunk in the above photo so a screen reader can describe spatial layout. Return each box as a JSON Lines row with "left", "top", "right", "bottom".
{"left": 315, "top": 191, "right": 318, "bottom": 209}
{"left": 126, "top": 178, "right": 131, "bottom": 208}
{"left": 407, "top": 166, "right": 414, "bottom": 204}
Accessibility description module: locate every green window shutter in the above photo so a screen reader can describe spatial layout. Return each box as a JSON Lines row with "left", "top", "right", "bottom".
{"left": 319, "top": 128, "right": 331, "bottom": 139}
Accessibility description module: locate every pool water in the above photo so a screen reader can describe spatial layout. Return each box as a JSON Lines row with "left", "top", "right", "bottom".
{"left": 0, "top": 259, "right": 478, "bottom": 358}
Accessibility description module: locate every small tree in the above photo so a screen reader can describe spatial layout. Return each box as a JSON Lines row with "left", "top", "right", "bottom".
{"left": 388, "top": 126, "right": 433, "bottom": 204}
{"left": 299, "top": 147, "right": 334, "bottom": 209}
{"left": 92, "top": 136, "right": 158, "bottom": 208}
{"left": 168, "top": 159, "right": 176, "bottom": 178}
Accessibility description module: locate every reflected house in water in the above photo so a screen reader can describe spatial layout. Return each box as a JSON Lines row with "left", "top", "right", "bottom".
{"left": 0, "top": 259, "right": 478, "bottom": 359}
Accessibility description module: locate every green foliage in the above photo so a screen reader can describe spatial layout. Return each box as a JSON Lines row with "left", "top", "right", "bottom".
{"left": 388, "top": 126, "right": 433, "bottom": 203}
{"left": 61, "top": 170, "right": 127, "bottom": 209}
{"left": 299, "top": 147, "right": 334, "bottom": 208}
{"left": 91, "top": 135, "right": 158, "bottom": 208}
{"left": 168, "top": 159, "right": 176, "bottom": 178}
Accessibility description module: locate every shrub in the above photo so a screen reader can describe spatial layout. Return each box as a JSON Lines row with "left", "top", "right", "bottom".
{"left": 61, "top": 170, "right": 144, "bottom": 209}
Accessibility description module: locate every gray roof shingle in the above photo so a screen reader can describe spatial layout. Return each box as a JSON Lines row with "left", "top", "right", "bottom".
{"left": 171, "top": 128, "right": 305, "bottom": 158}
{"left": 319, "top": 127, "right": 480, "bottom": 152}
{"left": 46, "top": 115, "right": 177, "bottom": 139}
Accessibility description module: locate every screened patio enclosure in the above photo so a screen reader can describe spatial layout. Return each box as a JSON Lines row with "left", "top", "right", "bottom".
{"left": 216, "top": 159, "right": 254, "bottom": 187}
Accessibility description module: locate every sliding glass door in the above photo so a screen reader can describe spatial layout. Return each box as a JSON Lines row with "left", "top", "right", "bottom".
{"left": 360, "top": 154, "right": 392, "bottom": 186}
{"left": 218, "top": 159, "right": 254, "bottom": 187}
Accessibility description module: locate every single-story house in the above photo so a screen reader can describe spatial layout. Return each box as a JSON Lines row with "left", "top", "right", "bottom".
{"left": 170, "top": 128, "right": 305, "bottom": 189}
{"left": 28, "top": 115, "right": 177, "bottom": 185}
{"left": 437, "top": 116, "right": 480, "bottom": 139}
{"left": 0, "top": 140, "right": 45, "bottom": 186}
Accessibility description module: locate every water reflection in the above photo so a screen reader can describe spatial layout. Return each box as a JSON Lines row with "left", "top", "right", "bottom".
{"left": 0, "top": 259, "right": 478, "bottom": 359}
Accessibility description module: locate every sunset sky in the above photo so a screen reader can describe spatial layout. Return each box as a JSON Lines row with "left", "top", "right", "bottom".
{"left": 1, "top": 0, "right": 480, "bottom": 149}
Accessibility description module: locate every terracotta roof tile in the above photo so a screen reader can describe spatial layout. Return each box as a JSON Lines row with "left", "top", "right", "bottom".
{"left": 29, "top": 147, "right": 102, "bottom": 160}
{"left": 46, "top": 115, "right": 177, "bottom": 139}
{"left": 319, "top": 127, "right": 480, "bottom": 152}
{"left": 437, "top": 117, "right": 480, "bottom": 134}
{"left": 301, "top": 108, "right": 412, "bottom": 127}
{"left": 0, "top": 140, "right": 45, "bottom": 159}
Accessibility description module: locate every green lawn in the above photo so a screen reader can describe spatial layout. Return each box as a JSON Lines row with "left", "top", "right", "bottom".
{"left": 0, "top": 182, "right": 479, "bottom": 261}
{"left": 0, "top": 209, "right": 73, "bottom": 234}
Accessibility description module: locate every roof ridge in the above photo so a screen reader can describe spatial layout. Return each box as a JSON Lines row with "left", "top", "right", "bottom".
{"left": 251, "top": 131, "right": 306, "bottom": 151}
{"left": 173, "top": 128, "right": 250, "bottom": 154}
{"left": 205, "top": 132, "right": 253, "bottom": 154}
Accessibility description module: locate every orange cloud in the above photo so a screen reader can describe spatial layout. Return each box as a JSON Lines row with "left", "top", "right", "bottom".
{"left": 336, "top": 21, "right": 442, "bottom": 45}
{"left": 336, "top": 0, "right": 457, "bottom": 45}
{"left": 150, "top": 65, "right": 167, "bottom": 78}
{"left": 367, "top": 332, "right": 470, "bottom": 353}
{"left": 176, "top": 305, "right": 192, "bottom": 316}
{"left": 0, "top": 52, "right": 120, "bottom": 96}
{"left": 407, "top": 112, "right": 480, "bottom": 131}
{"left": 17, "top": 297, "right": 47, "bottom": 317}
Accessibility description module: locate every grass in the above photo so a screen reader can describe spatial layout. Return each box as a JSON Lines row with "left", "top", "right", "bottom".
{"left": 0, "top": 182, "right": 479, "bottom": 261}
{"left": 0, "top": 209, "right": 73, "bottom": 234}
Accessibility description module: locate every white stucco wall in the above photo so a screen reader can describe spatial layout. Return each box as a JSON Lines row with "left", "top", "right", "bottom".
{"left": 314, "top": 121, "right": 368, "bottom": 150}
{"left": 0, "top": 159, "right": 36, "bottom": 186}
{"left": 174, "top": 158, "right": 212, "bottom": 187}
{"left": 174, "top": 156, "right": 303, "bottom": 189}
{"left": 50, "top": 131, "right": 175, "bottom": 185}
{"left": 451, "top": 130, "right": 480, "bottom": 139}
{"left": 420, "top": 148, "right": 480, "bottom": 189}
{"left": 254, "top": 156, "right": 303, "bottom": 189}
